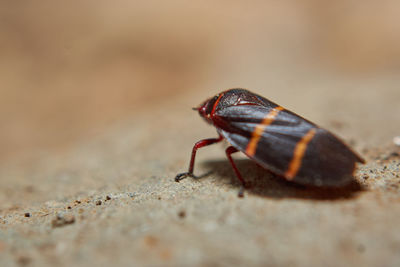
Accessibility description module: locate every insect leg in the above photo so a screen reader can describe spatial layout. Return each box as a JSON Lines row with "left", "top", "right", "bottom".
{"left": 175, "top": 135, "right": 223, "bottom": 182}
{"left": 225, "top": 146, "right": 246, "bottom": 198}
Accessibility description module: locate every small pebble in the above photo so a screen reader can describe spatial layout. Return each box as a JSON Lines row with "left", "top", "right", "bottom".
{"left": 96, "top": 200, "right": 102, "bottom": 206}
{"left": 178, "top": 210, "right": 186, "bottom": 219}
{"left": 105, "top": 196, "right": 111, "bottom": 201}
{"left": 17, "top": 256, "right": 31, "bottom": 266}
{"left": 394, "top": 136, "right": 400, "bottom": 146}
{"left": 24, "top": 213, "right": 31, "bottom": 218}
{"left": 357, "top": 244, "right": 366, "bottom": 253}
{"left": 52, "top": 213, "right": 75, "bottom": 228}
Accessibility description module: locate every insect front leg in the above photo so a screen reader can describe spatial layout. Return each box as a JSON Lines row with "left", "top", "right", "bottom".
{"left": 175, "top": 135, "right": 223, "bottom": 182}
{"left": 225, "top": 146, "right": 246, "bottom": 198}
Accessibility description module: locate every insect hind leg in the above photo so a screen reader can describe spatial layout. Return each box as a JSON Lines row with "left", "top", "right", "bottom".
{"left": 225, "top": 146, "right": 246, "bottom": 198}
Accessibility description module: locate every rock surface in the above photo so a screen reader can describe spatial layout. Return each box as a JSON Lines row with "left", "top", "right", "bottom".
{"left": 1, "top": 81, "right": 400, "bottom": 267}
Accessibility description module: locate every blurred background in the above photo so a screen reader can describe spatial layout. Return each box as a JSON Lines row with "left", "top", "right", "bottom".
{"left": 1, "top": 0, "right": 400, "bottom": 165}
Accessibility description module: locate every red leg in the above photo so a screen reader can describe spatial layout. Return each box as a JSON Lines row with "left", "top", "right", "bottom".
{"left": 226, "top": 146, "right": 246, "bottom": 198}
{"left": 175, "top": 135, "right": 223, "bottom": 182}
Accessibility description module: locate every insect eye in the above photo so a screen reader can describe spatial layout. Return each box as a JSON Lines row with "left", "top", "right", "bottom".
{"left": 204, "top": 95, "right": 219, "bottom": 115}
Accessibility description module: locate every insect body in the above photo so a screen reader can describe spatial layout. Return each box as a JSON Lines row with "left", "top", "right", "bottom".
{"left": 175, "top": 89, "right": 365, "bottom": 197}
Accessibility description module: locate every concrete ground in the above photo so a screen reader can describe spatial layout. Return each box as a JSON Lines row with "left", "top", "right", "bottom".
{"left": 1, "top": 2, "right": 400, "bottom": 267}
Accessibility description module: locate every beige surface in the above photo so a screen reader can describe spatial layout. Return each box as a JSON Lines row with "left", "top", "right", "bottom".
{"left": 1, "top": 1, "right": 400, "bottom": 266}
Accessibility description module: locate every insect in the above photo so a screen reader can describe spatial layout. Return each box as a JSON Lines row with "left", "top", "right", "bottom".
{"left": 175, "top": 88, "right": 365, "bottom": 197}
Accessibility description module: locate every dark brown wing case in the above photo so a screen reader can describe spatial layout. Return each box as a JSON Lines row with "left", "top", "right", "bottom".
{"left": 211, "top": 89, "right": 364, "bottom": 186}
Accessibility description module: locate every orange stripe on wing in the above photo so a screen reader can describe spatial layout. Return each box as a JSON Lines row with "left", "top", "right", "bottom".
{"left": 285, "top": 128, "right": 317, "bottom": 180}
{"left": 245, "top": 106, "right": 284, "bottom": 156}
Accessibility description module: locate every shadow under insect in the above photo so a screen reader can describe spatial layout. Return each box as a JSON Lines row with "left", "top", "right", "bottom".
{"left": 202, "top": 159, "right": 363, "bottom": 200}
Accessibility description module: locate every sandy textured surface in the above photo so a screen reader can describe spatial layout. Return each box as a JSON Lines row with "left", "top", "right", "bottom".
{"left": 1, "top": 79, "right": 400, "bottom": 266}
{"left": 1, "top": 1, "right": 400, "bottom": 267}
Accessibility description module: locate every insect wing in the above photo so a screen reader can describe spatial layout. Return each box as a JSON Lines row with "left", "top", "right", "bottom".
{"left": 215, "top": 102, "right": 361, "bottom": 186}
{"left": 215, "top": 104, "right": 313, "bottom": 177}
